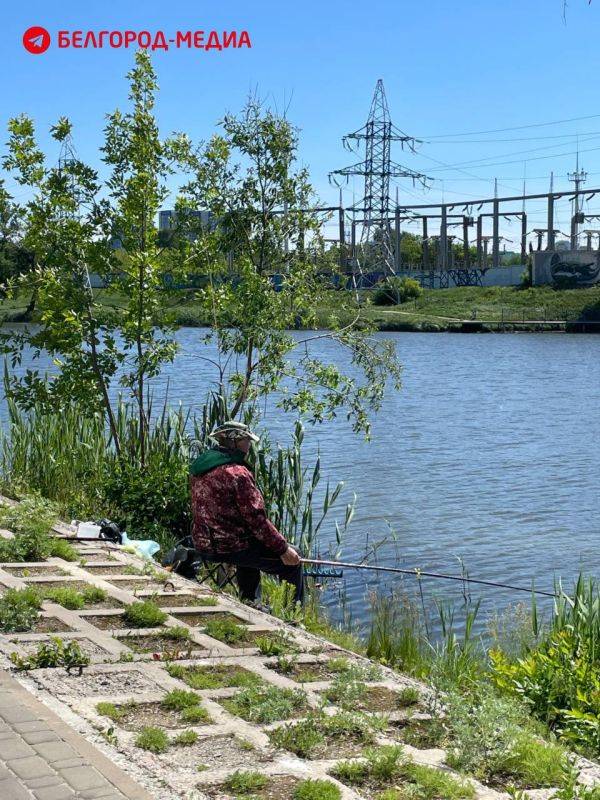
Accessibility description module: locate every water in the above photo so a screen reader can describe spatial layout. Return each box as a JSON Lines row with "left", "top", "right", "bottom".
{"left": 3, "top": 327, "right": 600, "bottom": 630}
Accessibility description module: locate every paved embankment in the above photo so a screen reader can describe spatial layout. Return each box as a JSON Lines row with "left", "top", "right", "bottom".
{"left": 1, "top": 521, "right": 599, "bottom": 799}
{"left": 0, "top": 667, "right": 153, "bottom": 800}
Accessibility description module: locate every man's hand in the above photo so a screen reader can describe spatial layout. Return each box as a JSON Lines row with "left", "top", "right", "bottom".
{"left": 281, "top": 546, "right": 301, "bottom": 566}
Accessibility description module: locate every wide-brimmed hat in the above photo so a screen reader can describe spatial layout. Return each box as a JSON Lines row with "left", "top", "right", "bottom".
{"left": 209, "top": 420, "right": 260, "bottom": 444}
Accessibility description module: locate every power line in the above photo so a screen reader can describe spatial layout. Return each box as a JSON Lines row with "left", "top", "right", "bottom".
{"left": 426, "top": 130, "right": 600, "bottom": 144}
{"left": 422, "top": 113, "right": 600, "bottom": 139}
{"left": 425, "top": 133, "right": 600, "bottom": 172}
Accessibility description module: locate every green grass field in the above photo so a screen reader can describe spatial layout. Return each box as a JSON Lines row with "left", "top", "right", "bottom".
{"left": 2, "top": 284, "right": 599, "bottom": 333}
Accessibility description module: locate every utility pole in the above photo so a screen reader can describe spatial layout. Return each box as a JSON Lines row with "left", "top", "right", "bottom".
{"left": 330, "top": 79, "right": 430, "bottom": 274}
{"left": 568, "top": 150, "right": 587, "bottom": 250}
{"left": 547, "top": 172, "right": 555, "bottom": 251}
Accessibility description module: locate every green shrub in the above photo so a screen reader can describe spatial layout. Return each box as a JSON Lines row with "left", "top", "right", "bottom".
{"left": 271, "top": 720, "right": 325, "bottom": 758}
{"left": 172, "top": 729, "right": 198, "bottom": 746}
{"left": 100, "top": 454, "right": 189, "bottom": 552}
{"left": 48, "top": 539, "right": 78, "bottom": 561}
{"left": 96, "top": 702, "right": 126, "bottom": 722}
{"left": 293, "top": 779, "right": 342, "bottom": 800}
{"left": 224, "top": 771, "right": 268, "bottom": 794}
{"left": 333, "top": 746, "right": 474, "bottom": 798}
{"left": 491, "top": 580, "right": 600, "bottom": 758}
{"left": 224, "top": 684, "right": 307, "bottom": 724}
{"left": 161, "top": 689, "right": 201, "bottom": 711}
{"left": 10, "top": 637, "right": 90, "bottom": 672}
{"left": 323, "top": 678, "right": 365, "bottom": 710}
{"left": 372, "top": 277, "right": 423, "bottom": 306}
{"left": 123, "top": 600, "right": 167, "bottom": 628}
{"left": 502, "top": 734, "right": 569, "bottom": 789}
{"left": 377, "top": 762, "right": 475, "bottom": 799}
{"left": 134, "top": 726, "right": 169, "bottom": 753}
{"left": 0, "top": 587, "right": 41, "bottom": 632}
{"left": 443, "top": 688, "right": 568, "bottom": 787}
{"left": 159, "top": 626, "right": 190, "bottom": 641}
{"left": 0, "top": 496, "right": 58, "bottom": 562}
{"left": 0, "top": 497, "right": 76, "bottom": 562}
{"left": 332, "top": 745, "right": 403, "bottom": 785}
{"left": 180, "top": 705, "right": 210, "bottom": 724}
{"left": 81, "top": 586, "right": 107, "bottom": 604}
{"left": 43, "top": 587, "right": 85, "bottom": 610}
{"left": 42, "top": 584, "right": 103, "bottom": 612}
{"left": 332, "top": 758, "right": 369, "bottom": 785}
{"left": 204, "top": 618, "right": 247, "bottom": 644}
{"left": 397, "top": 686, "right": 420, "bottom": 707}
{"left": 255, "top": 631, "right": 297, "bottom": 656}
{"left": 165, "top": 663, "right": 260, "bottom": 690}
{"left": 270, "top": 711, "right": 381, "bottom": 758}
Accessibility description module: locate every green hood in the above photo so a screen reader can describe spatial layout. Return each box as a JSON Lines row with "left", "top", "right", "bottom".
{"left": 189, "top": 447, "right": 247, "bottom": 477}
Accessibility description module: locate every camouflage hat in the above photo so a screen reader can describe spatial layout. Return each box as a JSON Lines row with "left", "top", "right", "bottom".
{"left": 209, "top": 420, "right": 260, "bottom": 444}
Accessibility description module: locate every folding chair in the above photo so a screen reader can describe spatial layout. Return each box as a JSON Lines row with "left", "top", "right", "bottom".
{"left": 162, "top": 538, "right": 238, "bottom": 592}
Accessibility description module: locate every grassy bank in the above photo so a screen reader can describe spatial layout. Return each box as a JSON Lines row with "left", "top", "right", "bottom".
{"left": 2, "top": 285, "right": 599, "bottom": 332}
{"left": 4, "top": 493, "right": 600, "bottom": 797}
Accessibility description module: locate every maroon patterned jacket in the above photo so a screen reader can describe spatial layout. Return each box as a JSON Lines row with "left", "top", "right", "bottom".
{"left": 190, "top": 462, "right": 288, "bottom": 556}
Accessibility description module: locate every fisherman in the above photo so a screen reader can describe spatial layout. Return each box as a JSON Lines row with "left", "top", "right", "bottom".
{"left": 189, "top": 421, "right": 304, "bottom": 605}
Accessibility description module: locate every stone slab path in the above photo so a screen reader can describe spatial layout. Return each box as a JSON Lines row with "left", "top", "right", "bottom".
{"left": 2, "top": 514, "right": 600, "bottom": 799}
{"left": 0, "top": 667, "right": 153, "bottom": 800}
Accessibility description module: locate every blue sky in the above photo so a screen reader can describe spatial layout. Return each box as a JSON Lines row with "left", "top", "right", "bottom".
{"left": 3, "top": 0, "right": 600, "bottom": 245}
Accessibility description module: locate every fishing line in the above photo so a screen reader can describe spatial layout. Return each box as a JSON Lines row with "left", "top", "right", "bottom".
{"left": 300, "top": 558, "right": 558, "bottom": 598}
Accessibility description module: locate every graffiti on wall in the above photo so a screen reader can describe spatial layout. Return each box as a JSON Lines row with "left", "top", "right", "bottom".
{"left": 533, "top": 251, "right": 600, "bottom": 286}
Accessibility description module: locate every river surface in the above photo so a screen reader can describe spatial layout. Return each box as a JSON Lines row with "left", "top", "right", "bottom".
{"left": 2, "top": 328, "right": 600, "bottom": 632}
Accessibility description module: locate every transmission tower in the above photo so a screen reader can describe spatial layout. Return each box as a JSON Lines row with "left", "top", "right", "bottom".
{"left": 57, "top": 134, "right": 80, "bottom": 221}
{"left": 330, "top": 79, "right": 431, "bottom": 273}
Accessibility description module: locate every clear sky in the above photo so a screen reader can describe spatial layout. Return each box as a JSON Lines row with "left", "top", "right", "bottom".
{"left": 3, "top": 0, "right": 600, "bottom": 246}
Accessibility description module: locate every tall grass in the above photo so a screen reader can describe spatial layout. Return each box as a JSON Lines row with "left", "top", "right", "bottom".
{"left": 0, "top": 384, "right": 352, "bottom": 560}
{"left": 552, "top": 574, "right": 600, "bottom": 657}
{"left": 365, "top": 589, "right": 484, "bottom": 687}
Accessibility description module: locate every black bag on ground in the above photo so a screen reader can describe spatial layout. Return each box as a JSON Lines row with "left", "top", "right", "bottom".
{"left": 161, "top": 536, "right": 201, "bottom": 579}
{"left": 97, "top": 519, "right": 123, "bottom": 544}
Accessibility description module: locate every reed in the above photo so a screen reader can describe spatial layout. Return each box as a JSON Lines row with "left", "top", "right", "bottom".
{"left": 0, "top": 380, "right": 352, "bottom": 561}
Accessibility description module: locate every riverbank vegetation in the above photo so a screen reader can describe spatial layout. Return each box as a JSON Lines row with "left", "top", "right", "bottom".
{"left": 3, "top": 493, "right": 600, "bottom": 795}
{"left": 2, "top": 283, "right": 599, "bottom": 333}
{"left": 1, "top": 49, "right": 600, "bottom": 799}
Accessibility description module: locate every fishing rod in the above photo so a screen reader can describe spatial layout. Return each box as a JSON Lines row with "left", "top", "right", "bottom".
{"left": 300, "top": 558, "right": 558, "bottom": 598}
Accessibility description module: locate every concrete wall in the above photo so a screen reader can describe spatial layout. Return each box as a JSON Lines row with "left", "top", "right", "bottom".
{"left": 533, "top": 250, "right": 600, "bottom": 286}
{"left": 480, "top": 265, "right": 523, "bottom": 287}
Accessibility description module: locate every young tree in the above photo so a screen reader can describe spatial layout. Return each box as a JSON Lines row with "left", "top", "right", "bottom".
{"left": 0, "top": 181, "right": 33, "bottom": 300}
{"left": 1, "top": 51, "right": 187, "bottom": 465}
{"left": 176, "top": 97, "right": 402, "bottom": 437}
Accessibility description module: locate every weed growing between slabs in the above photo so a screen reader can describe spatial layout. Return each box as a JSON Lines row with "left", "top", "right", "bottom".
{"left": 218, "top": 772, "right": 342, "bottom": 800}
{"left": 0, "top": 586, "right": 42, "bottom": 632}
{"left": 224, "top": 771, "right": 268, "bottom": 794}
{"left": 165, "top": 662, "right": 262, "bottom": 690}
{"left": 117, "top": 625, "right": 194, "bottom": 655}
{"left": 9, "top": 637, "right": 90, "bottom": 672}
{"left": 322, "top": 675, "right": 421, "bottom": 713}
{"left": 41, "top": 585, "right": 108, "bottom": 610}
{"left": 331, "top": 745, "right": 474, "bottom": 799}
{"left": 0, "top": 496, "right": 77, "bottom": 562}
{"left": 122, "top": 599, "right": 169, "bottom": 627}
{"left": 134, "top": 726, "right": 170, "bottom": 753}
{"left": 97, "top": 689, "right": 211, "bottom": 731}
{"left": 222, "top": 684, "right": 308, "bottom": 723}
{"left": 269, "top": 711, "right": 386, "bottom": 759}
{"left": 203, "top": 618, "right": 248, "bottom": 644}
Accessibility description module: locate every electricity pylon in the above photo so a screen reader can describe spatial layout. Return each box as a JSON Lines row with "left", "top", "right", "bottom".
{"left": 330, "top": 79, "right": 430, "bottom": 273}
